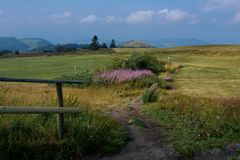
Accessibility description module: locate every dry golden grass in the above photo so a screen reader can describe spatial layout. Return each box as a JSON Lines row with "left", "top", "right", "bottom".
{"left": 0, "top": 83, "right": 139, "bottom": 111}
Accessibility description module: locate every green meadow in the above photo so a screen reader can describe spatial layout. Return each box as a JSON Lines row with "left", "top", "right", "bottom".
{"left": 1, "top": 46, "right": 239, "bottom": 96}
{"left": 0, "top": 54, "right": 112, "bottom": 79}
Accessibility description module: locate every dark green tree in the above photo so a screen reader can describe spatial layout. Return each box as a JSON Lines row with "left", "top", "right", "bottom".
{"left": 90, "top": 35, "right": 100, "bottom": 50}
{"left": 110, "top": 39, "right": 117, "bottom": 48}
{"left": 102, "top": 43, "right": 108, "bottom": 48}
{"left": 14, "top": 50, "right": 20, "bottom": 55}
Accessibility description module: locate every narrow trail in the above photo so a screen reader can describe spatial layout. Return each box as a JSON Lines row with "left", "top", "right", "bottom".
{"left": 85, "top": 98, "right": 179, "bottom": 160}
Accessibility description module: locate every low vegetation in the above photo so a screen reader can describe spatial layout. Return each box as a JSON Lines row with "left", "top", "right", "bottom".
{"left": 0, "top": 85, "right": 129, "bottom": 160}
{"left": 141, "top": 83, "right": 159, "bottom": 104}
{"left": 0, "top": 110, "right": 128, "bottom": 160}
{"left": 1, "top": 46, "right": 240, "bottom": 159}
{"left": 108, "top": 53, "right": 165, "bottom": 74}
{"left": 143, "top": 93, "right": 240, "bottom": 158}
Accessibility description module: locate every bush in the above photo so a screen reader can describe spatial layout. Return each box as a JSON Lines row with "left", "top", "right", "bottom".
{"left": 55, "top": 71, "right": 93, "bottom": 88}
{"left": 108, "top": 53, "right": 165, "bottom": 74}
{"left": 141, "top": 83, "right": 159, "bottom": 103}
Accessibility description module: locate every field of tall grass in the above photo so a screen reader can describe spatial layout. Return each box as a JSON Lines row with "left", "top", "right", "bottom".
{"left": 0, "top": 83, "right": 134, "bottom": 160}
{"left": 143, "top": 92, "right": 240, "bottom": 158}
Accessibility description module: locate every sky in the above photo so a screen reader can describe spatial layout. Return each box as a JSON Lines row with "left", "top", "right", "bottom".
{"left": 0, "top": 0, "right": 240, "bottom": 44}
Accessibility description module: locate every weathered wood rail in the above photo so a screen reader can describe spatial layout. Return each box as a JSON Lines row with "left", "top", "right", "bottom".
{"left": 0, "top": 77, "right": 83, "bottom": 139}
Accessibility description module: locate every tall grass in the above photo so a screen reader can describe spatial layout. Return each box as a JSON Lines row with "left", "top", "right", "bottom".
{"left": 143, "top": 93, "right": 240, "bottom": 158}
{"left": 0, "top": 83, "right": 128, "bottom": 160}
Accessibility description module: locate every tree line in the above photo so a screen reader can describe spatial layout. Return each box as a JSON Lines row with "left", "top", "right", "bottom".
{"left": 90, "top": 35, "right": 116, "bottom": 50}
{"left": 55, "top": 35, "right": 117, "bottom": 52}
{"left": 0, "top": 35, "right": 117, "bottom": 55}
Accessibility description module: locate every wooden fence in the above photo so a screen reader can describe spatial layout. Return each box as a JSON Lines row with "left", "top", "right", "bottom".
{"left": 0, "top": 77, "right": 83, "bottom": 139}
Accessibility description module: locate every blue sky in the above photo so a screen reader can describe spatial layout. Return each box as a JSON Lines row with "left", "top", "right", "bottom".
{"left": 0, "top": 0, "right": 240, "bottom": 43}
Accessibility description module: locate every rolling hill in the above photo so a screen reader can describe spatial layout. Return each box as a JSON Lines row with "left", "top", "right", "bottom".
{"left": 119, "top": 40, "right": 156, "bottom": 48}
{"left": 0, "top": 37, "right": 30, "bottom": 51}
{"left": 20, "top": 38, "right": 54, "bottom": 50}
{"left": 0, "top": 37, "right": 53, "bottom": 52}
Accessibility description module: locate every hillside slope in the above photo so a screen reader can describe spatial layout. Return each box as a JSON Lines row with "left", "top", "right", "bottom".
{"left": 20, "top": 38, "right": 54, "bottom": 50}
{"left": 0, "top": 37, "right": 30, "bottom": 51}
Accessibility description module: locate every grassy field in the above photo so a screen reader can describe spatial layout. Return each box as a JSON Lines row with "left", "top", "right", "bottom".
{"left": 0, "top": 54, "right": 113, "bottom": 79}
{"left": 1, "top": 46, "right": 240, "bottom": 159}
{"left": 143, "top": 93, "right": 240, "bottom": 158}
{"left": 1, "top": 47, "right": 240, "bottom": 97}
{"left": 116, "top": 47, "right": 240, "bottom": 97}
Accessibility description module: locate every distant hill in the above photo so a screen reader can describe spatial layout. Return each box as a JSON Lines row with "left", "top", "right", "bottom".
{"left": 0, "top": 37, "right": 54, "bottom": 52}
{"left": 119, "top": 40, "right": 156, "bottom": 48}
{"left": 20, "top": 38, "right": 54, "bottom": 50}
{"left": 150, "top": 38, "right": 210, "bottom": 48}
{"left": 0, "top": 37, "right": 30, "bottom": 51}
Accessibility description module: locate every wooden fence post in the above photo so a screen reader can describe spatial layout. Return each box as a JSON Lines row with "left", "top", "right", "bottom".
{"left": 56, "top": 83, "right": 64, "bottom": 139}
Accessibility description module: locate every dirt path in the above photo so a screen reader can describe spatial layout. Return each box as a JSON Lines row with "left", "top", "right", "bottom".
{"left": 84, "top": 97, "right": 240, "bottom": 160}
{"left": 85, "top": 98, "right": 179, "bottom": 160}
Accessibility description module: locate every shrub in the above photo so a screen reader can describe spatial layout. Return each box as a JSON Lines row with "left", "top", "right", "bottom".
{"left": 141, "top": 83, "right": 159, "bottom": 103}
{"left": 108, "top": 53, "right": 165, "bottom": 74}
{"left": 56, "top": 71, "right": 93, "bottom": 88}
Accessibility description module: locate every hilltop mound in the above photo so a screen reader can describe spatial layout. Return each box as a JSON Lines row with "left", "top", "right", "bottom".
{"left": 119, "top": 40, "right": 156, "bottom": 48}
{"left": 20, "top": 38, "right": 54, "bottom": 50}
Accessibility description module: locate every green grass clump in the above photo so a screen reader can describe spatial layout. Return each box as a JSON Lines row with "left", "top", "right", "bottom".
{"left": 141, "top": 83, "right": 159, "bottom": 104}
{"left": 143, "top": 93, "right": 240, "bottom": 158}
{"left": 128, "top": 116, "right": 147, "bottom": 129}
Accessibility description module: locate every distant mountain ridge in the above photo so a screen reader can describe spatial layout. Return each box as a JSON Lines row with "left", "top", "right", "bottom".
{"left": 149, "top": 38, "right": 210, "bottom": 48}
{"left": 0, "top": 37, "right": 53, "bottom": 51}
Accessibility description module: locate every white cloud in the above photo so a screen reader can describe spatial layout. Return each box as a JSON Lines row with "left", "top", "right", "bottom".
{"left": 48, "top": 12, "right": 73, "bottom": 23}
{"left": 81, "top": 15, "right": 98, "bottom": 23}
{"left": 47, "top": 9, "right": 190, "bottom": 25}
{"left": 126, "top": 10, "right": 156, "bottom": 24}
{"left": 126, "top": 9, "right": 188, "bottom": 24}
{"left": 105, "top": 16, "right": 123, "bottom": 23}
{"left": 163, "top": 9, "right": 188, "bottom": 22}
{"left": 204, "top": 0, "right": 240, "bottom": 11}
{"left": 231, "top": 12, "right": 240, "bottom": 23}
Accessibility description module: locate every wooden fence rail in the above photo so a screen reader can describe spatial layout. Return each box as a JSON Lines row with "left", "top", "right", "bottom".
{"left": 0, "top": 107, "right": 82, "bottom": 114}
{"left": 0, "top": 77, "right": 83, "bottom": 139}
